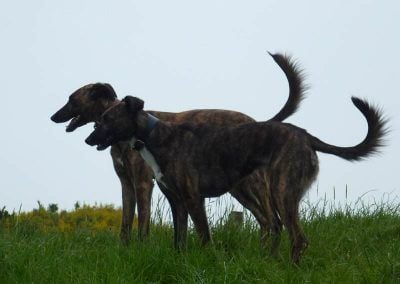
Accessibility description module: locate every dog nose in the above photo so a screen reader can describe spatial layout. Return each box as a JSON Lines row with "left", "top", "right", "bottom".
{"left": 50, "top": 113, "right": 58, "bottom": 122}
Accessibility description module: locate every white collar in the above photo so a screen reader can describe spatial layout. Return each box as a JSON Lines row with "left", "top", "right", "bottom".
{"left": 129, "top": 137, "right": 167, "bottom": 187}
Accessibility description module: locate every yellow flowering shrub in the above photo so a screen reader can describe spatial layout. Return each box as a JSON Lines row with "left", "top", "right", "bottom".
{"left": 0, "top": 203, "right": 138, "bottom": 234}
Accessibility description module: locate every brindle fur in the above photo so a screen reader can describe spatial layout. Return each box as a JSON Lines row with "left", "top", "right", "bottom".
{"left": 85, "top": 95, "right": 387, "bottom": 264}
{"left": 51, "top": 53, "right": 306, "bottom": 245}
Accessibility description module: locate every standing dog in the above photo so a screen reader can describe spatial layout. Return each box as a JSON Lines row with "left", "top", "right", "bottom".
{"left": 51, "top": 53, "right": 306, "bottom": 246}
{"left": 85, "top": 94, "right": 387, "bottom": 264}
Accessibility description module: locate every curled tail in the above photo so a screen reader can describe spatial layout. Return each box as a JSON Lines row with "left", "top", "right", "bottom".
{"left": 268, "top": 52, "right": 307, "bottom": 122}
{"left": 310, "top": 97, "right": 388, "bottom": 161}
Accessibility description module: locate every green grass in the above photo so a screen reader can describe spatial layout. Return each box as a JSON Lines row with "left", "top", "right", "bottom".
{"left": 1, "top": 203, "right": 400, "bottom": 283}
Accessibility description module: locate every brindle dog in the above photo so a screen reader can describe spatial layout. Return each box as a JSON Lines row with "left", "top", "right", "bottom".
{"left": 51, "top": 53, "right": 306, "bottom": 246}
{"left": 85, "top": 94, "right": 387, "bottom": 264}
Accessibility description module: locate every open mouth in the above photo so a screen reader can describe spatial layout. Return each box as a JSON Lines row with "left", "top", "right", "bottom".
{"left": 66, "top": 115, "right": 83, "bottom": 132}
{"left": 96, "top": 136, "right": 114, "bottom": 151}
{"left": 96, "top": 143, "right": 110, "bottom": 151}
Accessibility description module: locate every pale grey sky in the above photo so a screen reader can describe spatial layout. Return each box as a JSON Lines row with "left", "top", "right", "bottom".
{"left": 0, "top": 1, "right": 399, "bottom": 212}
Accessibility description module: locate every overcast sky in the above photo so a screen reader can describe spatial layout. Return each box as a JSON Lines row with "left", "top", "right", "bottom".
{"left": 0, "top": 1, "right": 399, "bottom": 213}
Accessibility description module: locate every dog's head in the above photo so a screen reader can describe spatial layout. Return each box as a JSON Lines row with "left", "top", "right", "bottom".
{"left": 50, "top": 83, "right": 117, "bottom": 132}
{"left": 85, "top": 96, "right": 145, "bottom": 150}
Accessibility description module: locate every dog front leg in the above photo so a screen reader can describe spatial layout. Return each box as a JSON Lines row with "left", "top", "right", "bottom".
{"left": 119, "top": 176, "right": 136, "bottom": 245}
{"left": 186, "top": 197, "right": 212, "bottom": 246}
{"left": 134, "top": 168, "right": 154, "bottom": 241}
{"left": 111, "top": 150, "right": 136, "bottom": 245}
{"left": 174, "top": 204, "right": 188, "bottom": 250}
{"left": 163, "top": 192, "right": 188, "bottom": 250}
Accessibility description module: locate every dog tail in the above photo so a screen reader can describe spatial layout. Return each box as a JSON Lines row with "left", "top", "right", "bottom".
{"left": 268, "top": 52, "right": 307, "bottom": 122}
{"left": 309, "top": 97, "right": 388, "bottom": 161}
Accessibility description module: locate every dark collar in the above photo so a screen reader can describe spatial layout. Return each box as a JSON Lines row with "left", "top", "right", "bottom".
{"left": 130, "top": 113, "right": 159, "bottom": 150}
{"left": 141, "top": 113, "right": 159, "bottom": 141}
{"left": 146, "top": 113, "right": 159, "bottom": 134}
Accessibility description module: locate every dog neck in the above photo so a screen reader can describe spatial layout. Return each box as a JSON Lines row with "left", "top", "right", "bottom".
{"left": 127, "top": 113, "right": 168, "bottom": 186}
{"left": 134, "top": 113, "right": 160, "bottom": 142}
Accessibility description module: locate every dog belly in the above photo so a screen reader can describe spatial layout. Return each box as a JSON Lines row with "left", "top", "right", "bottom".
{"left": 199, "top": 186, "right": 230, "bottom": 198}
{"left": 197, "top": 174, "right": 233, "bottom": 198}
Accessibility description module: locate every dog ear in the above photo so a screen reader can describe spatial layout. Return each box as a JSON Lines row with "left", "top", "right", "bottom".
{"left": 89, "top": 83, "right": 117, "bottom": 101}
{"left": 123, "top": 96, "right": 144, "bottom": 114}
{"left": 103, "top": 83, "right": 117, "bottom": 99}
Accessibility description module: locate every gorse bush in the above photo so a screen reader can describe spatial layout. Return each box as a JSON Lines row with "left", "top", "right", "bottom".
{"left": 0, "top": 202, "right": 136, "bottom": 234}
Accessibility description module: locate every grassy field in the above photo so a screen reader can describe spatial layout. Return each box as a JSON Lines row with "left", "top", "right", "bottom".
{"left": 1, "top": 201, "right": 399, "bottom": 283}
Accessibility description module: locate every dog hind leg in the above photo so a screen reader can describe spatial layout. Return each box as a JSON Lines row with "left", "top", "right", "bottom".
{"left": 275, "top": 152, "right": 318, "bottom": 264}
{"left": 284, "top": 199, "right": 308, "bottom": 265}
{"left": 230, "top": 174, "right": 273, "bottom": 251}
{"left": 269, "top": 200, "right": 283, "bottom": 258}
{"left": 230, "top": 188, "right": 270, "bottom": 249}
{"left": 274, "top": 179, "right": 308, "bottom": 264}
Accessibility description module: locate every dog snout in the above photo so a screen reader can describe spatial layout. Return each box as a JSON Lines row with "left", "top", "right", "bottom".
{"left": 50, "top": 110, "right": 66, "bottom": 123}
{"left": 51, "top": 104, "right": 73, "bottom": 123}
{"left": 50, "top": 113, "right": 59, "bottom": 122}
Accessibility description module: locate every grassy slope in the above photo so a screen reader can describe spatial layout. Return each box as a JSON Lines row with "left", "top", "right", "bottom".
{"left": 1, "top": 209, "right": 399, "bottom": 283}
